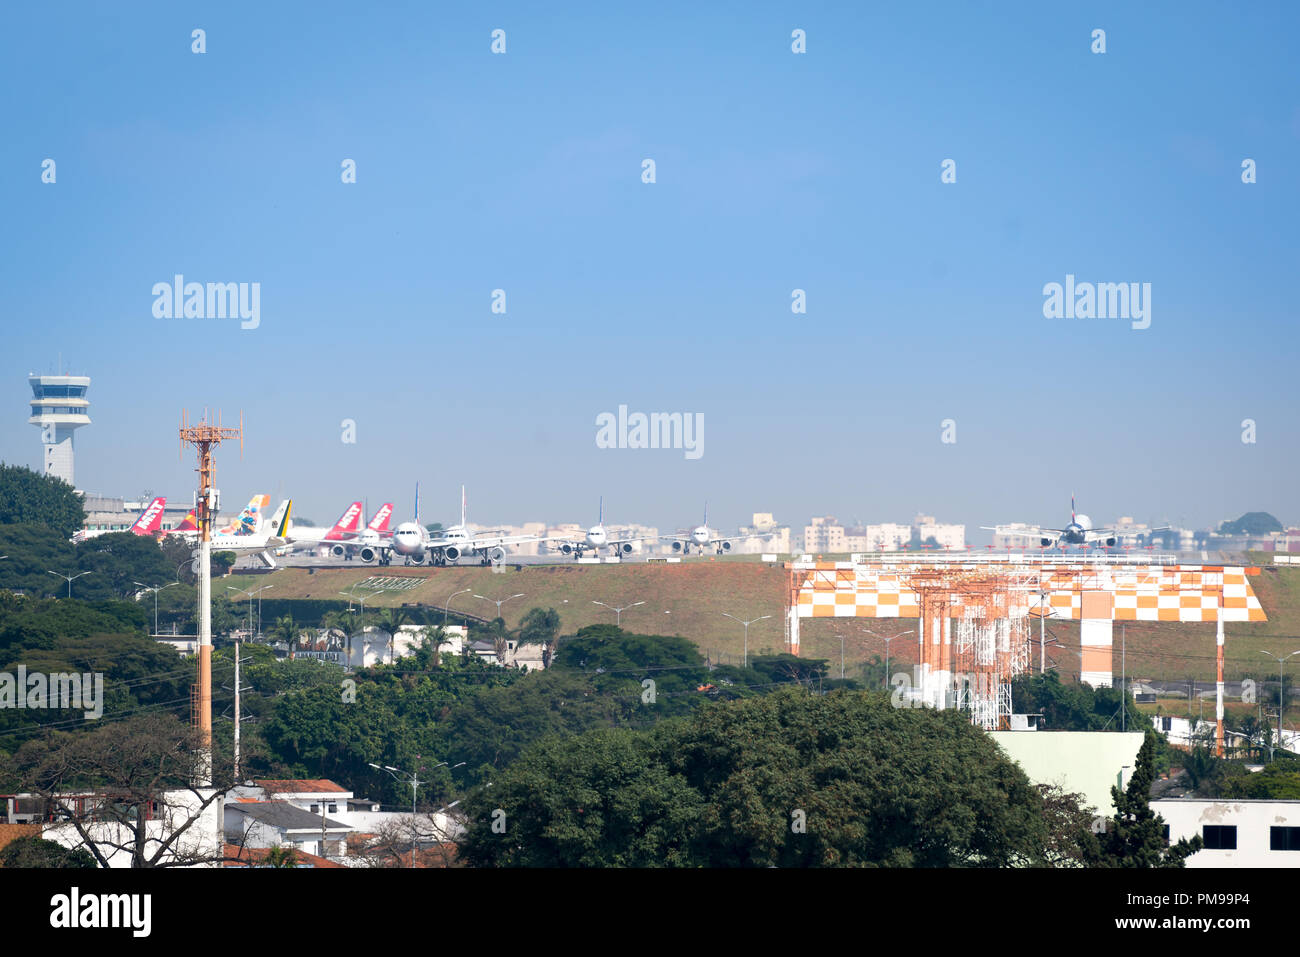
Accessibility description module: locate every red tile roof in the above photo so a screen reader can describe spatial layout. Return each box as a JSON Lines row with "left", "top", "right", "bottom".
{"left": 253, "top": 779, "right": 348, "bottom": 795}
{"left": 223, "top": 843, "right": 344, "bottom": 868}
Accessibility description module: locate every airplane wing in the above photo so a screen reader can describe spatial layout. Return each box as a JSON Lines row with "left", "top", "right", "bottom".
{"left": 430, "top": 532, "right": 545, "bottom": 549}
{"left": 985, "top": 525, "right": 1067, "bottom": 540}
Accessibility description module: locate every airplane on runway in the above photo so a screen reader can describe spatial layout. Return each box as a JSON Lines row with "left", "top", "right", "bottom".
{"left": 322, "top": 503, "right": 395, "bottom": 558}
{"left": 282, "top": 501, "right": 365, "bottom": 550}
{"left": 359, "top": 486, "right": 542, "bottom": 566}
{"left": 197, "top": 499, "right": 294, "bottom": 568}
{"left": 661, "top": 504, "right": 757, "bottom": 556}
{"left": 547, "top": 497, "right": 644, "bottom": 560}
{"left": 71, "top": 496, "right": 168, "bottom": 542}
{"left": 984, "top": 496, "right": 1167, "bottom": 549}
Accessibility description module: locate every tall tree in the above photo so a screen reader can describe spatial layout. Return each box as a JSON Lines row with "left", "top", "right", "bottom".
{"left": 0, "top": 463, "right": 86, "bottom": 539}
{"left": 1087, "top": 732, "right": 1202, "bottom": 867}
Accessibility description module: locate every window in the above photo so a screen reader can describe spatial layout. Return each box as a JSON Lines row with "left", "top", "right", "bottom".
{"left": 1161, "top": 824, "right": 1170, "bottom": 844}
{"left": 1161, "top": 717, "right": 1172, "bottom": 732}
{"left": 1270, "top": 826, "right": 1300, "bottom": 851}
{"left": 309, "top": 804, "right": 319, "bottom": 813}
{"left": 1202, "top": 825, "right": 1237, "bottom": 850}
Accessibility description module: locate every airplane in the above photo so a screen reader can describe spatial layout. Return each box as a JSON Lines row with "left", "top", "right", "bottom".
{"left": 164, "top": 493, "right": 269, "bottom": 542}
{"left": 662, "top": 503, "right": 757, "bottom": 556}
{"left": 359, "top": 486, "right": 541, "bottom": 566}
{"left": 195, "top": 499, "right": 294, "bottom": 568}
{"left": 281, "top": 501, "right": 365, "bottom": 550}
{"left": 547, "top": 497, "right": 644, "bottom": 560}
{"left": 71, "top": 496, "right": 168, "bottom": 542}
{"left": 322, "top": 503, "right": 395, "bottom": 559}
{"left": 983, "top": 496, "right": 1167, "bottom": 549}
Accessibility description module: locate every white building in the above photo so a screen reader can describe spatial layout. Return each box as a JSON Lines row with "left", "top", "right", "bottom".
{"left": 1153, "top": 799, "right": 1300, "bottom": 867}
{"left": 866, "top": 523, "right": 913, "bottom": 551}
{"left": 44, "top": 788, "right": 223, "bottom": 868}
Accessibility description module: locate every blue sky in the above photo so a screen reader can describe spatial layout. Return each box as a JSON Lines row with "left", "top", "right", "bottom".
{"left": 2, "top": 2, "right": 1296, "bottom": 534}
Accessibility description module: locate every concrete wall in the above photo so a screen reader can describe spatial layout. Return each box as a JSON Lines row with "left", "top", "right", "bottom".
{"left": 989, "top": 730, "right": 1145, "bottom": 814}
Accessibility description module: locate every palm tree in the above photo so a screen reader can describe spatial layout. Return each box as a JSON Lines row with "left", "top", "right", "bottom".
{"left": 378, "top": 608, "right": 412, "bottom": 666}
{"left": 517, "top": 607, "right": 561, "bottom": 669}
{"left": 325, "top": 610, "right": 366, "bottom": 671}
{"left": 270, "top": 614, "right": 297, "bottom": 660}
{"left": 417, "top": 624, "right": 453, "bottom": 670}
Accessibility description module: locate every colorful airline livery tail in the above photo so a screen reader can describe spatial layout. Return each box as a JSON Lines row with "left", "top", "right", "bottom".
{"left": 130, "top": 497, "right": 167, "bottom": 535}
{"left": 170, "top": 509, "right": 198, "bottom": 533}
{"left": 367, "top": 503, "right": 394, "bottom": 532}
{"left": 324, "top": 502, "right": 365, "bottom": 541}
{"left": 221, "top": 494, "right": 271, "bottom": 536}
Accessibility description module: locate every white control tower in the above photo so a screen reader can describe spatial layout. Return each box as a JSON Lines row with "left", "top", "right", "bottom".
{"left": 29, "top": 373, "right": 91, "bottom": 486}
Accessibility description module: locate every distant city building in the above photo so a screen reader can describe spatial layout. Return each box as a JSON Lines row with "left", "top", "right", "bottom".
{"left": 866, "top": 523, "right": 913, "bottom": 551}
{"left": 28, "top": 373, "right": 91, "bottom": 487}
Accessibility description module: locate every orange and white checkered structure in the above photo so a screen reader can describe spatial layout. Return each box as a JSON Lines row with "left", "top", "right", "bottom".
{"left": 787, "top": 560, "right": 1265, "bottom": 691}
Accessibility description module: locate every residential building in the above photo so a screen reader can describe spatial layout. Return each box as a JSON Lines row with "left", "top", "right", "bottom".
{"left": 1153, "top": 799, "right": 1300, "bottom": 867}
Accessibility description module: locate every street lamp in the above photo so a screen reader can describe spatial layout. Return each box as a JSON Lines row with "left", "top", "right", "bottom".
{"left": 47, "top": 569, "right": 90, "bottom": 599}
{"left": 474, "top": 593, "right": 524, "bottom": 620}
{"left": 135, "top": 581, "right": 181, "bottom": 635}
{"left": 229, "top": 584, "right": 273, "bottom": 639}
{"left": 1260, "top": 650, "right": 1300, "bottom": 750}
{"left": 369, "top": 760, "right": 466, "bottom": 867}
{"left": 722, "top": 613, "right": 772, "bottom": 668}
{"left": 860, "top": 627, "right": 914, "bottom": 690}
{"left": 592, "top": 600, "right": 644, "bottom": 627}
{"left": 444, "top": 588, "right": 471, "bottom": 625}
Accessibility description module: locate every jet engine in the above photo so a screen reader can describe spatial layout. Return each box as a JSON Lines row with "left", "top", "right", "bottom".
{"left": 330, "top": 544, "right": 347, "bottom": 558}
{"left": 718, "top": 541, "right": 732, "bottom": 552}
{"left": 558, "top": 543, "right": 574, "bottom": 555}
{"left": 1040, "top": 538, "right": 1054, "bottom": 547}
{"left": 488, "top": 546, "right": 506, "bottom": 564}
{"left": 359, "top": 546, "right": 377, "bottom": 563}
{"left": 443, "top": 545, "right": 461, "bottom": 564}
{"left": 671, "top": 541, "right": 684, "bottom": 552}
{"left": 618, "top": 542, "right": 634, "bottom": 555}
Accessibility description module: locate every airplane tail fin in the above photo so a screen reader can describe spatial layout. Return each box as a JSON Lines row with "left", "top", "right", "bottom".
{"left": 222, "top": 493, "right": 270, "bottom": 535}
{"left": 324, "top": 501, "right": 364, "bottom": 541}
{"left": 368, "top": 503, "right": 394, "bottom": 532}
{"left": 272, "top": 500, "right": 293, "bottom": 539}
{"left": 461, "top": 484, "right": 467, "bottom": 529}
{"left": 173, "top": 508, "right": 198, "bottom": 532}
{"left": 414, "top": 482, "right": 420, "bottom": 527}
{"left": 1071, "top": 493, "right": 1076, "bottom": 523}
{"left": 131, "top": 497, "right": 167, "bottom": 535}
{"left": 598, "top": 495, "right": 604, "bottom": 526}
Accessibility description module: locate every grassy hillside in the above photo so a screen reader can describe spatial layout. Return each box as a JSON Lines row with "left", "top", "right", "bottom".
{"left": 224, "top": 561, "right": 1300, "bottom": 694}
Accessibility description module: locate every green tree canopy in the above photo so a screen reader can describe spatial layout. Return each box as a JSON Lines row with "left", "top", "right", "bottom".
{"left": 0, "top": 463, "right": 85, "bottom": 539}
{"left": 459, "top": 688, "right": 1052, "bottom": 867}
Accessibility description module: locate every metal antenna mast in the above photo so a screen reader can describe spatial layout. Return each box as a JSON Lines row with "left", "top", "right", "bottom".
{"left": 179, "top": 408, "right": 243, "bottom": 786}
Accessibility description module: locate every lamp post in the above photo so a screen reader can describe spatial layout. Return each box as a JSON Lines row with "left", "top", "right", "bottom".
{"left": 369, "top": 760, "right": 465, "bottom": 867}
{"left": 474, "top": 593, "right": 524, "bottom": 621}
{"left": 592, "top": 600, "right": 644, "bottom": 627}
{"left": 47, "top": 569, "right": 90, "bottom": 599}
{"left": 444, "top": 588, "right": 471, "bottom": 624}
{"left": 860, "top": 626, "right": 914, "bottom": 690}
{"left": 1260, "top": 650, "right": 1300, "bottom": 751}
{"left": 135, "top": 581, "right": 181, "bottom": 635}
{"left": 722, "top": 613, "right": 772, "bottom": 668}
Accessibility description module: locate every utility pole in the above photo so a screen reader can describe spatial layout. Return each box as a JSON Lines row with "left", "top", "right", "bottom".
{"left": 233, "top": 638, "right": 242, "bottom": 781}
{"left": 1121, "top": 622, "right": 1126, "bottom": 732}
{"left": 180, "top": 409, "right": 242, "bottom": 789}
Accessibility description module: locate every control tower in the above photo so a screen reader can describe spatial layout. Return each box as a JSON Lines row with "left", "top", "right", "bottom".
{"left": 29, "top": 373, "right": 91, "bottom": 486}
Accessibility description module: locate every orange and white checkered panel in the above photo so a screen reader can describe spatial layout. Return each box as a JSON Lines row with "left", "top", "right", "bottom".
{"left": 791, "top": 562, "right": 1266, "bottom": 622}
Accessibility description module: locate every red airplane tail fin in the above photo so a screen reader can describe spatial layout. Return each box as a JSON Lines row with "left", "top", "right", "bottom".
{"left": 131, "top": 497, "right": 167, "bottom": 535}
{"left": 324, "top": 501, "right": 365, "bottom": 541}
